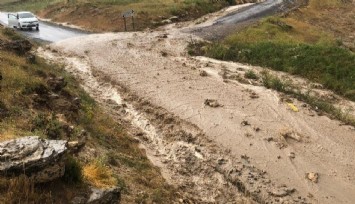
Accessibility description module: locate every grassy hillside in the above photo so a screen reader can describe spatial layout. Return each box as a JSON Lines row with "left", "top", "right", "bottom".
{"left": 0, "top": 0, "right": 256, "bottom": 32}
{"left": 0, "top": 27, "right": 174, "bottom": 203}
{"left": 197, "top": 0, "right": 355, "bottom": 101}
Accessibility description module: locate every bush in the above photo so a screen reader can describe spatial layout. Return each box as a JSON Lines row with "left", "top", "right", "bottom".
{"left": 63, "top": 156, "right": 83, "bottom": 184}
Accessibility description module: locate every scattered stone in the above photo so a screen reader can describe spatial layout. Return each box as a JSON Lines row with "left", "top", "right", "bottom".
{"left": 280, "top": 130, "right": 301, "bottom": 142}
{"left": 245, "top": 133, "right": 252, "bottom": 137}
{"left": 250, "top": 92, "right": 259, "bottom": 99}
{"left": 26, "top": 53, "right": 36, "bottom": 64}
{"left": 306, "top": 172, "right": 319, "bottom": 183}
{"left": 254, "top": 127, "right": 261, "bottom": 132}
{"left": 289, "top": 152, "right": 295, "bottom": 159}
{"left": 277, "top": 156, "right": 281, "bottom": 159}
{"left": 87, "top": 187, "right": 121, "bottom": 204}
{"left": 47, "top": 76, "right": 67, "bottom": 92}
{"left": 169, "top": 16, "right": 179, "bottom": 22}
{"left": 68, "top": 140, "right": 85, "bottom": 153}
{"left": 161, "top": 51, "right": 168, "bottom": 57}
{"left": 241, "top": 154, "right": 249, "bottom": 160}
{"left": 265, "top": 137, "right": 274, "bottom": 142}
{"left": 161, "top": 19, "right": 172, "bottom": 24}
{"left": 0, "top": 136, "right": 67, "bottom": 183}
{"left": 241, "top": 120, "right": 251, "bottom": 126}
{"left": 269, "top": 187, "right": 295, "bottom": 197}
{"left": 204, "top": 99, "right": 222, "bottom": 108}
{"left": 199, "top": 70, "right": 208, "bottom": 77}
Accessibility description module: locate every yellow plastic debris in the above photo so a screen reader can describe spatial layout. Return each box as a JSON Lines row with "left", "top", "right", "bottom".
{"left": 287, "top": 103, "right": 299, "bottom": 112}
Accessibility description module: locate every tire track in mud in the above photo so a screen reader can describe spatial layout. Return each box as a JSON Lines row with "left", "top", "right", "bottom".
{"left": 39, "top": 48, "right": 309, "bottom": 203}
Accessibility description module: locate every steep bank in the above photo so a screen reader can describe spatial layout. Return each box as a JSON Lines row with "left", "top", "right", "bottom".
{"left": 0, "top": 26, "right": 177, "bottom": 203}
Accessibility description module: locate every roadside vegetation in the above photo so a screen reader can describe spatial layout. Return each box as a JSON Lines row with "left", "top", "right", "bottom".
{"left": 0, "top": 27, "right": 175, "bottom": 203}
{"left": 0, "top": 0, "right": 255, "bottom": 32}
{"left": 192, "top": 0, "right": 355, "bottom": 102}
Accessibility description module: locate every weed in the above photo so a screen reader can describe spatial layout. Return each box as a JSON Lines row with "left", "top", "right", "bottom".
{"left": 244, "top": 70, "right": 259, "bottom": 80}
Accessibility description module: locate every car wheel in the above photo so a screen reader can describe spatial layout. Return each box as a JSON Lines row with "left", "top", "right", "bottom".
{"left": 18, "top": 23, "right": 23, "bottom": 30}
{"left": 36, "top": 26, "right": 39, "bottom": 31}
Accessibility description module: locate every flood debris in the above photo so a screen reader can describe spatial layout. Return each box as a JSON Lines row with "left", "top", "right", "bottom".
{"left": 241, "top": 120, "right": 251, "bottom": 126}
{"left": 204, "top": 99, "right": 222, "bottom": 107}
{"left": 306, "top": 172, "right": 319, "bottom": 183}
{"left": 287, "top": 103, "right": 299, "bottom": 112}
{"left": 280, "top": 129, "right": 301, "bottom": 142}
{"left": 199, "top": 70, "right": 208, "bottom": 77}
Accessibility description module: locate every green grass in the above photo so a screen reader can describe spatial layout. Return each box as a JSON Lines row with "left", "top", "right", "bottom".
{"left": 260, "top": 71, "right": 355, "bottom": 126}
{"left": 0, "top": 0, "right": 62, "bottom": 12}
{"left": 197, "top": 16, "right": 355, "bottom": 101}
{"left": 0, "top": 27, "right": 175, "bottom": 203}
{"left": 205, "top": 42, "right": 355, "bottom": 101}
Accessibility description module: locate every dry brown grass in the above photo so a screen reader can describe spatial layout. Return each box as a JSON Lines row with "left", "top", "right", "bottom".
{"left": 83, "top": 162, "right": 117, "bottom": 188}
{"left": 0, "top": 175, "right": 52, "bottom": 204}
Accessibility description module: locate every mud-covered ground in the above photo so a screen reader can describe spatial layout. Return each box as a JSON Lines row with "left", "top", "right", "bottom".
{"left": 38, "top": 5, "right": 355, "bottom": 204}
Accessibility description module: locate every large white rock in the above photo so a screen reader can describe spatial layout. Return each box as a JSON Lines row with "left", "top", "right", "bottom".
{"left": 0, "top": 136, "right": 67, "bottom": 183}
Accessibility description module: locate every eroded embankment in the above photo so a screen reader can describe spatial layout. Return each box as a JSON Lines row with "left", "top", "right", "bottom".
{"left": 38, "top": 27, "right": 355, "bottom": 204}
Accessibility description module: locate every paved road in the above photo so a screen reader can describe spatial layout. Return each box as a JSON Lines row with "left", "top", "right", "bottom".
{"left": 190, "top": 0, "right": 300, "bottom": 40}
{"left": 0, "top": 12, "right": 87, "bottom": 43}
{"left": 0, "top": 0, "right": 300, "bottom": 42}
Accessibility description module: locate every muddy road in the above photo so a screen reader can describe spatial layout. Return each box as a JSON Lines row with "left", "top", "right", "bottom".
{"left": 39, "top": 17, "right": 355, "bottom": 203}
{"left": 34, "top": 2, "right": 355, "bottom": 203}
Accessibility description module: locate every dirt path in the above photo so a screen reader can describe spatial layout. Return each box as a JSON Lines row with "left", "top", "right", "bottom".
{"left": 38, "top": 8, "right": 355, "bottom": 204}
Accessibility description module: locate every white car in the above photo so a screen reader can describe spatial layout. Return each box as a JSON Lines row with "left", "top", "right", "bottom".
{"left": 8, "top": 12, "right": 39, "bottom": 31}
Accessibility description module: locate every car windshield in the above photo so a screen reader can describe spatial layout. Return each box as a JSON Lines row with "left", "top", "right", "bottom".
{"left": 19, "top": 13, "right": 35, "bottom": 18}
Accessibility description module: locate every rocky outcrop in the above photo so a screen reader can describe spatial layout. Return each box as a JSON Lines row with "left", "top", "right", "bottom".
{"left": 0, "top": 39, "right": 32, "bottom": 55}
{"left": 0, "top": 136, "right": 67, "bottom": 183}
{"left": 87, "top": 187, "right": 121, "bottom": 204}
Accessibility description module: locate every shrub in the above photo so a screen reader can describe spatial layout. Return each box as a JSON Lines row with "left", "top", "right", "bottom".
{"left": 63, "top": 156, "right": 83, "bottom": 184}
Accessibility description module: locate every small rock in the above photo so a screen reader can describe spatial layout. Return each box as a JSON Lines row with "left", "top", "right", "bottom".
{"left": 47, "top": 76, "right": 67, "bottom": 92}
{"left": 250, "top": 92, "right": 259, "bottom": 99}
{"left": 161, "top": 51, "right": 168, "bottom": 57}
{"left": 241, "top": 120, "right": 250, "bottom": 126}
{"left": 0, "top": 136, "right": 67, "bottom": 183}
{"left": 280, "top": 130, "right": 301, "bottom": 142}
{"left": 289, "top": 152, "right": 295, "bottom": 159}
{"left": 269, "top": 187, "right": 295, "bottom": 197}
{"left": 26, "top": 54, "right": 36, "bottom": 64}
{"left": 204, "top": 99, "right": 222, "bottom": 108}
{"left": 306, "top": 172, "right": 319, "bottom": 183}
{"left": 199, "top": 70, "right": 208, "bottom": 77}
{"left": 87, "top": 187, "right": 121, "bottom": 204}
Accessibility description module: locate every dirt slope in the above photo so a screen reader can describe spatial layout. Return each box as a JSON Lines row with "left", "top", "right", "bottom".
{"left": 39, "top": 10, "right": 355, "bottom": 204}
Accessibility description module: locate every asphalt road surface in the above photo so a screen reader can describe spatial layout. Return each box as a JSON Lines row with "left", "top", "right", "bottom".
{"left": 190, "top": 0, "right": 300, "bottom": 40}
{"left": 0, "top": 12, "right": 87, "bottom": 43}
{"left": 0, "top": 0, "right": 301, "bottom": 42}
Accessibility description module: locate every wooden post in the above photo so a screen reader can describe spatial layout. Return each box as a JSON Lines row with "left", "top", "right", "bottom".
{"left": 123, "top": 17, "right": 127, "bottom": 32}
{"left": 132, "top": 16, "right": 135, "bottom": 31}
